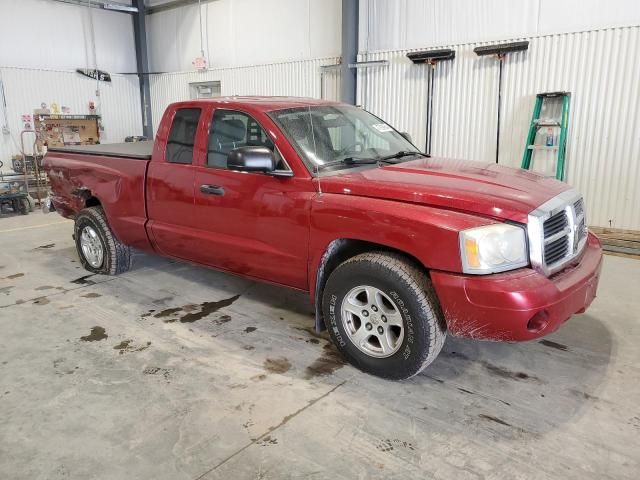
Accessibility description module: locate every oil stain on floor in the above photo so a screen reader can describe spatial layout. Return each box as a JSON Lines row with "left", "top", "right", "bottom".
{"left": 152, "top": 294, "right": 241, "bottom": 323}
{"left": 80, "top": 326, "right": 108, "bottom": 342}
{"left": 113, "top": 339, "right": 151, "bottom": 354}
{"left": 304, "top": 343, "right": 346, "bottom": 379}
{"left": 441, "top": 350, "right": 541, "bottom": 383}
{"left": 143, "top": 366, "right": 171, "bottom": 381}
{"left": 35, "top": 286, "right": 55, "bottom": 291}
{"left": 263, "top": 357, "right": 292, "bottom": 374}
{"left": 539, "top": 339, "right": 569, "bottom": 351}
{"left": 3, "top": 273, "right": 24, "bottom": 280}
{"left": 71, "top": 275, "right": 96, "bottom": 285}
{"left": 81, "top": 293, "right": 102, "bottom": 298}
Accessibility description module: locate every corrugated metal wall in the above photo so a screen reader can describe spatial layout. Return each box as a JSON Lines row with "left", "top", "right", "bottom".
{"left": 149, "top": 57, "right": 341, "bottom": 133}
{"left": 359, "top": 0, "right": 640, "bottom": 52}
{"left": 358, "top": 26, "right": 640, "bottom": 231}
{"left": 0, "top": 67, "right": 142, "bottom": 166}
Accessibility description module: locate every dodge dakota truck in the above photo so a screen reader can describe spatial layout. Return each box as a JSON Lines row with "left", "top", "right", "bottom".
{"left": 43, "top": 97, "right": 602, "bottom": 380}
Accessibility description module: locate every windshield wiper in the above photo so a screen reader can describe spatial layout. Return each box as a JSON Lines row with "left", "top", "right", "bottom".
{"left": 316, "top": 157, "right": 388, "bottom": 171}
{"left": 377, "top": 150, "right": 426, "bottom": 162}
{"left": 316, "top": 151, "right": 425, "bottom": 172}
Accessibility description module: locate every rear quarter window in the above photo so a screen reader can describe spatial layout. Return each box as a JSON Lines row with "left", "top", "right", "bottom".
{"left": 166, "top": 108, "right": 201, "bottom": 164}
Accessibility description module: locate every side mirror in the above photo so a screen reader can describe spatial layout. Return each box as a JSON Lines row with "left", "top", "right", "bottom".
{"left": 227, "top": 146, "right": 276, "bottom": 173}
{"left": 400, "top": 132, "right": 413, "bottom": 143}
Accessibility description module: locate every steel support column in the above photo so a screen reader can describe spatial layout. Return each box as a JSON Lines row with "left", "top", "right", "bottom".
{"left": 132, "top": 0, "right": 153, "bottom": 138}
{"left": 341, "top": 0, "right": 358, "bottom": 105}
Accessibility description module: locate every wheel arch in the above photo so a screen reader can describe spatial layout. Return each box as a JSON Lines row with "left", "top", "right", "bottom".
{"left": 73, "top": 187, "right": 101, "bottom": 208}
{"left": 85, "top": 195, "right": 102, "bottom": 208}
{"left": 312, "top": 238, "right": 429, "bottom": 332}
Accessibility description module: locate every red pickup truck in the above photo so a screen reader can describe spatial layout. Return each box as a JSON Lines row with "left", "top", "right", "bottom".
{"left": 43, "top": 97, "right": 602, "bottom": 379}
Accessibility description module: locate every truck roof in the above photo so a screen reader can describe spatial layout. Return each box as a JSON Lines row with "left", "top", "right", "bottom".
{"left": 47, "top": 97, "right": 342, "bottom": 159}
{"left": 172, "top": 96, "right": 341, "bottom": 112}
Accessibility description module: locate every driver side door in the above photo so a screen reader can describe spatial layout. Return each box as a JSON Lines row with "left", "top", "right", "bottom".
{"left": 188, "top": 107, "right": 314, "bottom": 290}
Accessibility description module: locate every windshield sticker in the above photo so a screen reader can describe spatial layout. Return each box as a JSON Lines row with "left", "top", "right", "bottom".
{"left": 372, "top": 123, "right": 394, "bottom": 133}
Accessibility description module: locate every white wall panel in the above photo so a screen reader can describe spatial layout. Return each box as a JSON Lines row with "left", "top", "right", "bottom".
{"left": 0, "top": 0, "right": 136, "bottom": 73}
{"left": 361, "top": 0, "right": 640, "bottom": 52}
{"left": 146, "top": 0, "right": 341, "bottom": 72}
{"left": 0, "top": 67, "right": 142, "bottom": 169}
{"left": 149, "top": 57, "right": 341, "bottom": 134}
{"left": 359, "top": 26, "right": 640, "bottom": 230}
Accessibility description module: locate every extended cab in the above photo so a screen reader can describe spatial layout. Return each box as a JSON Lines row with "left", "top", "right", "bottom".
{"left": 43, "top": 97, "right": 603, "bottom": 379}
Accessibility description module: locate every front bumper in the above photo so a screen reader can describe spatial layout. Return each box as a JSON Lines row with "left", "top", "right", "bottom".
{"left": 431, "top": 232, "right": 603, "bottom": 341}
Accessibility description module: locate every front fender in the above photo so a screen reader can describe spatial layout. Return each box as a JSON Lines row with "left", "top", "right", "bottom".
{"left": 308, "top": 194, "right": 495, "bottom": 331}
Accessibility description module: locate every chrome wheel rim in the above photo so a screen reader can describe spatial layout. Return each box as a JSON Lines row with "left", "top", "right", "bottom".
{"left": 80, "top": 226, "right": 104, "bottom": 268}
{"left": 341, "top": 285, "right": 404, "bottom": 358}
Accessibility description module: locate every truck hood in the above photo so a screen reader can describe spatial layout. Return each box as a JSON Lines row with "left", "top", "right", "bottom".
{"left": 316, "top": 157, "right": 570, "bottom": 223}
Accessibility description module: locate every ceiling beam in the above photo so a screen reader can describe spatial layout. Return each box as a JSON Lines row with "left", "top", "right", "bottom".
{"left": 146, "top": 0, "right": 219, "bottom": 15}
{"left": 49, "top": 0, "right": 138, "bottom": 14}
{"left": 49, "top": 0, "right": 221, "bottom": 15}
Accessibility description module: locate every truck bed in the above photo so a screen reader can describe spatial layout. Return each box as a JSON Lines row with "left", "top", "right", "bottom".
{"left": 48, "top": 141, "right": 153, "bottom": 160}
{"left": 44, "top": 145, "right": 152, "bottom": 251}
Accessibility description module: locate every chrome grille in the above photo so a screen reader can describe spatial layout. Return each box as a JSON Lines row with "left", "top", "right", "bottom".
{"left": 545, "top": 235, "right": 570, "bottom": 264}
{"left": 528, "top": 190, "right": 588, "bottom": 276}
{"left": 543, "top": 211, "right": 569, "bottom": 239}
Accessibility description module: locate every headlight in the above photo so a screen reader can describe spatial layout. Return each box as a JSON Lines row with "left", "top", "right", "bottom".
{"left": 459, "top": 224, "right": 528, "bottom": 274}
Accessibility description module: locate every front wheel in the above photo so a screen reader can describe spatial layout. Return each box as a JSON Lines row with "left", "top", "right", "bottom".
{"left": 322, "top": 252, "right": 446, "bottom": 380}
{"left": 74, "top": 206, "right": 131, "bottom": 275}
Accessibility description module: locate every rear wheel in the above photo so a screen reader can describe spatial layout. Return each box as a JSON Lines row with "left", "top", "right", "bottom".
{"left": 322, "top": 252, "right": 446, "bottom": 380}
{"left": 74, "top": 206, "right": 131, "bottom": 275}
{"left": 18, "top": 198, "right": 29, "bottom": 215}
{"left": 26, "top": 196, "right": 35, "bottom": 212}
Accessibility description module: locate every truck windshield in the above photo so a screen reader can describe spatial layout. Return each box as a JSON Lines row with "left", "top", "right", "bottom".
{"left": 269, "top": 105, "right": 421, "bottom": 174}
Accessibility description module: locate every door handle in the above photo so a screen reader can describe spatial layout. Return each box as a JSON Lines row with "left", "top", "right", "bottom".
{"left": 200, "top": 184, "right": 225, "bottom": 196}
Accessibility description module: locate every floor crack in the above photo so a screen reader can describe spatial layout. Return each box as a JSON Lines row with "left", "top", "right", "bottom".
{"left": 193, "top": 381, "right": 346, "bottom": 480}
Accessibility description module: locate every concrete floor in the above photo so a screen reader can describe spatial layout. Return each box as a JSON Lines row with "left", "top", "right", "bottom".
{"left": 1, "top": 211, "right": 638, "bottom": 480}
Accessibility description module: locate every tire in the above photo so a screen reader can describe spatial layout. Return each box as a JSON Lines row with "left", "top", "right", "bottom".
{"left": 26, "top": 195, "right": 35, "bottom": 212}
{"left": 322, "top": 252, "right": 446, "bottom": 380}
{"left": 74, "top": 206, "right": 131, "bottom": 275}
{"left": 18, "top": 198, "right": 29, "bottom": 215}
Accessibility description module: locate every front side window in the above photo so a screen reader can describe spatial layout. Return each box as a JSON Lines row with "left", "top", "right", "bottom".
{"left": 207, "top": 109, "right": 286, "bottom": 170}
{"left": 269, "top": 105, "right": 419, "bottom": 173}
{"left": 166, "top": 108, "right": 201, "bottom": 164}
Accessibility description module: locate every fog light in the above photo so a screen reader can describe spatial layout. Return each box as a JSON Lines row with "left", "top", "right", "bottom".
{"left": 527, "top": 310, "right": 550, "bottom": 333}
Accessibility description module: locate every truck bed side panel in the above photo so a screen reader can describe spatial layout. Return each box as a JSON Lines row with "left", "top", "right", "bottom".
{"left": 44, "top": 153, "right": 153, "bottom": 251}
{"left": 48, "top": 141, "right": 153, "bottom": 159}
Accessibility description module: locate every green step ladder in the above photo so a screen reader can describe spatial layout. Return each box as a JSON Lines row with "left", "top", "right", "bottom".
{"left": 521, "top": 92, "right": 571, "bottom": 181}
